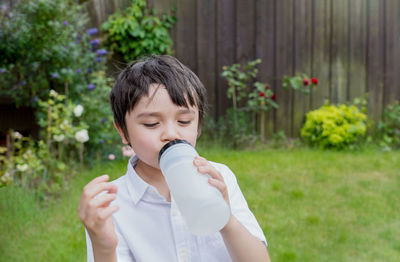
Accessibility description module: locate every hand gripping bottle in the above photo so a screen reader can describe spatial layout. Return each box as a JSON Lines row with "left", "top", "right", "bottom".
{"left": 159, "top": 139, "right": 231, "bottom": 235}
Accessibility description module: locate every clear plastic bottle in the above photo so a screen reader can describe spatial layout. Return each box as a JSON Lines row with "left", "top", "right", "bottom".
{"left": 159, "top": 139, "right": 231, "bottom": 236}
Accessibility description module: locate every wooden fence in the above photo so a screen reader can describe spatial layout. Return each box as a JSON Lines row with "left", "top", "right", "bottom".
{"left": 89, "top": 0, "right": 400, "bottom": 137}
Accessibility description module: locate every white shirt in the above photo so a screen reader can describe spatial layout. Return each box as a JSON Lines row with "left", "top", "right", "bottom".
{"left": 86, "top": 156, "right": 267, "bottom": 262}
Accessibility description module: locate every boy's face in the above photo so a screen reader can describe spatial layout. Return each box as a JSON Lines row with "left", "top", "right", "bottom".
{"left": 115, "top": 84, "right": 199, "bottom": 169}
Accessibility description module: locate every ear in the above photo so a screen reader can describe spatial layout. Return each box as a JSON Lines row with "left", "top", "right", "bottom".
{"left": 114, "top": 122, "right": 129, "bottom": 145}
{"left": 197, "top": 126, "right": 202, "bottom": 138}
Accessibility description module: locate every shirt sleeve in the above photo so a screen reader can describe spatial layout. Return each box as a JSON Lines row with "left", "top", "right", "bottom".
{"left": 85, "top": 228, "right": 95, "bottom": 262}
{"left": 214, "top": 163, "right": 268, "bottom": 246}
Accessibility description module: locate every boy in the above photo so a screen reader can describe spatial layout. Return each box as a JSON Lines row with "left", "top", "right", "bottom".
{"left": 78, "top": 55, "right": 270, "bottom": 262}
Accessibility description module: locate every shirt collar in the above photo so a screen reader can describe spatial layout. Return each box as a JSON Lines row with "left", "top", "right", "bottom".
{"left": 126, "top": 155, "right": 149, "bottom": 205}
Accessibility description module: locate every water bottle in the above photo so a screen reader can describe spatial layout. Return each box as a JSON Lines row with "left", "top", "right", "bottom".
{"left": 158, "top": 139, "right": 231, "bottom": 236}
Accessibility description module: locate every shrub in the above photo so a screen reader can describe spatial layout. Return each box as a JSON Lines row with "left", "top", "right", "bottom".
{"left": 0, "top": 0, "right": 105, "bottom": 107}
{"left": 0, "top": 0, "right": 118, "bottom": 160}
{"left": 1, "top": 90, "right": 89, "bottom": 193}
{"left": 377, "top": 101, "right": 400, "bottom": 150}
{"left": 102, "top": 0, "right": 176, "bottom": 62}
{"left": 301, "top": 101, "right": 367, "bottom": 149}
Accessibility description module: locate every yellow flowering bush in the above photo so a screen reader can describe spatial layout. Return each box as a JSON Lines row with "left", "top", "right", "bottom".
{"left": 301, "top": 102, "right": 367, "bottom": 149}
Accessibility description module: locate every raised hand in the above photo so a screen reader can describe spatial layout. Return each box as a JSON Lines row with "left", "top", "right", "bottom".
{"left": 78, "top": 174, "right": 119, "bottom": 258}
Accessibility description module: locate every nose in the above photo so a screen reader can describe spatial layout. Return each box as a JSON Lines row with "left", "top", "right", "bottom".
{"left": 160, "top": 122, "right": 180, "bottom": 142}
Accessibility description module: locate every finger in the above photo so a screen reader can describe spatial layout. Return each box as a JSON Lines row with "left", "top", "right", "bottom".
{"left": 82, "top": 182, "right": 117, "bottom": 200}
{"left": 197, "top": 165, "right": 224, "bottom": 181}
{"left": 208, "top": 178, "right": 229, "bottom": 206}
{"left": 87, "top": 174, "right": 110, "bottom": 187}
{"left": 193, "top": 156, "right": 209, "bottom": 167}
{"left": 90, "top": 193, "right": 117, "bottom": 208}
{"left": 98, "top": 205, "right": 119, "bottom": 220}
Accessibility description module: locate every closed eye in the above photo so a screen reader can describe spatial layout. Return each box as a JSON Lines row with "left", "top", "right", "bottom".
{"left": 143, "top": 123, "right": 158, "bottom": 127}
{"left": 178, "top": 120, "right": 191, "bottom": 125}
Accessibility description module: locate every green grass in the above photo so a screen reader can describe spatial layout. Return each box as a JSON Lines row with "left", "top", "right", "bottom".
{"left": 1, "top": 147, "right": 400, "bottom": 261}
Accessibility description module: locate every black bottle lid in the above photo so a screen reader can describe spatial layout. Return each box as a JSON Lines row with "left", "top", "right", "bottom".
{"left": 158, "top": 139, "right": 191, "bottom": 163}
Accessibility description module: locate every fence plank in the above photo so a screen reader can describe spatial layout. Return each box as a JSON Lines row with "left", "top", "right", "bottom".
{"left": 275, "top": 0, "right": 294, "bottom": 136}
{"left": 197, "top": 0, "right": 217, "bottom": 118}
{"left": 384, "top": 0, "right": 400, "bottom": 105}
{"left": 175, "top": 0, "right": 197, "bottom": 73}
{"left": 256, "top": 0, "right": 275, "bottom": 137}
{"left": 216, "top": 0, "right": 235, "bottom": 117}
{"left": 311, "top": 0, "right": 331, "bottom": 110}
{"left": 330, "top": 0, "right": 349, "bottom": 104}
{"left": 236, "top": 0, "right": 255, "bottom": 64}
{"left": 348, "top": 0, "right": 367, "bottom": 101}
{"left": 292, "top": 0, "right": 313, "bottom": 136}
{"left": 367, "top": 0, "right": 385, "bottom": 123}
{"left": 86, "top": 0, "right": 121, "bottom": 28}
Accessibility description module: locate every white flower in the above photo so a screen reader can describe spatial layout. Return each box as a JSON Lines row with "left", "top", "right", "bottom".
{"left": 16, "top": 164, "right": 28, "bottom": 172}
{"left": 75, "top": 129, "right": 89, "bottom": 143}
{"left": 49, "top": 89, "right": 58, "bottom": 97}
{"left": 1, "top": 172, "right": 11, "bottom": 183}
{"left": 73, "top": 105, "right": 84, "bottom": 117}
{"left": 14, "top": 131, "right": 22, "bottom": 139}
{"left": 60, "top": 120, "right": 69, "bottom": 130}
{"left": 53, "top": 134, "right": 65, "bottom": 142}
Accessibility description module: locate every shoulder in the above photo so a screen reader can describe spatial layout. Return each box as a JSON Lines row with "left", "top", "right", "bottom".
{"left": 111, "top": 174, "right": 127, "bottom": 187}
{"left": 110, "top": 174, "right": 131, "bottom": 205}
{"left": 209, "top": 161, "right": 238, "bottom": 185}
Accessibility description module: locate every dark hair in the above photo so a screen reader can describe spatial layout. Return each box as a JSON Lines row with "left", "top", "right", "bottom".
{"left": 110, "top": 55, "right": 208, "bottom": 141}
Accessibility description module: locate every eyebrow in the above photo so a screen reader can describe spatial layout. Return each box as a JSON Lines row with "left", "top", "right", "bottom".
{"left": 136, "top": 109, "right": 196, "bottom": 118}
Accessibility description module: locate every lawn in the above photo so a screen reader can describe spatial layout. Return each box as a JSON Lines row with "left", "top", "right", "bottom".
{"left": 1, "top": 146, "right": 399, "bottom": 261}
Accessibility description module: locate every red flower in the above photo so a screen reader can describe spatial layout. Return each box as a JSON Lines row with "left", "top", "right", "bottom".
{"left": 271, "top": 94, "right": 276, "bottom": 101}
{"left": 303, "top": 78, "right": 309, "bottom": 86}
{"left": 259, "top": 91, "right": 265, "bottom": 97}
{"left": 311, "top": 77, "right": 318, "bottom": 85}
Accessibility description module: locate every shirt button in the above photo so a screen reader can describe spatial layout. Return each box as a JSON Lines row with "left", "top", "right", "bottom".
{"left": 172, "top": 209, "right": 179, "bottom": 217}
{"left": 178, "top": 248, "right": 189, "bottom": 262}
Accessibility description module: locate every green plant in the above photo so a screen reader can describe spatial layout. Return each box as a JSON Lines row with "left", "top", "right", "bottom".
{"left": 37, "top": 90, "right": 89, "bottom": 164}
{"left": 377, "top": 101, "right": 400, "bottom": 150}
{"left": 282, "top": 74, "right": 318, "bottom": 94}
{"left": 79, "top": 71, "right": 120, "bottom": 158}
{"left": 0, "top": 147, "right": 12, "bottom": 187}
{"left": 0, "top": 0, "right": 106, "bottom": 107}
{"left": 221, "top": 59, "right": 261, "bottom": 113}
{"left": 8, "top": 132, "right": 48, "bottom": 189}
{"left": 102, "top": 0, "right": 176, "bottom": 62}
{"left": 301, "top": 101, "right": 367, "bottom": 149}
{"left": 2, "top": 90, "right": 89, "bottom": 193}
{"left": 247, "top": 82, "right": 278, "bottom": 142}
{"left": 221, "top": 59, "right": 262, "bottom": 143}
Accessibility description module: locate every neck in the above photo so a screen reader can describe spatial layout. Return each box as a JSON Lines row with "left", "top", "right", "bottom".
{"left": 135, "top": 159, "right": 165, "bottom": 185}
{"left": 135, "top": 159, "right": 171, "bottom": 202}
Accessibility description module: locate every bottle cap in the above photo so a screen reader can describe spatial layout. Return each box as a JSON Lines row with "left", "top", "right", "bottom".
{"left": 158, "top": 139, "right": 192, "bottom": 163}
